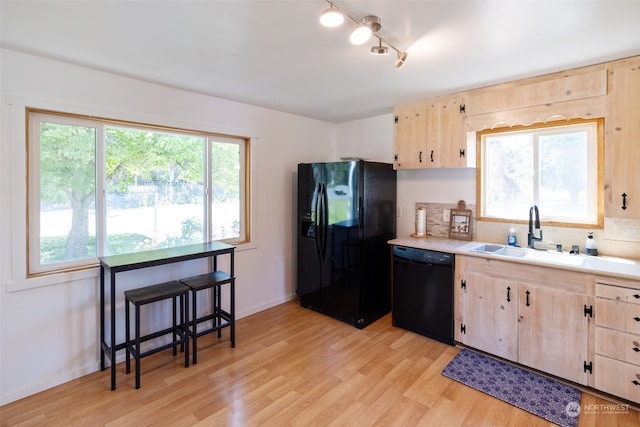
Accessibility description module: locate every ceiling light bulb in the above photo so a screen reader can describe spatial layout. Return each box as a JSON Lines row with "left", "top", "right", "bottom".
{"left": 395, "top": 51, "right": 408, "bottom": 69}
{"left": 350, "top": 25, "right": 372, "bottom": 45}
{"left": 320, "top": 7, "right": 344, "bottom": 27}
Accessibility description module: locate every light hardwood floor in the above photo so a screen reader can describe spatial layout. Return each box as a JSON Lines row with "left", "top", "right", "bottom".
{"left": 1, "top": 300, "right": 638, "bottom": 426}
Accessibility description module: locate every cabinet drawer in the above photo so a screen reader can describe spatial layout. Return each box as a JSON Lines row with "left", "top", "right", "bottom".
{"left": 595, "top": 327, "right": 640, "bottom": 365}
{"left": 594, "top": 355, "right": 640, "bottom": 404}
{"left": 596, "top": 283, "right": 640, "bottom": 305}
{"left": 595, "top": 298, "right": 640, "bottom": 333}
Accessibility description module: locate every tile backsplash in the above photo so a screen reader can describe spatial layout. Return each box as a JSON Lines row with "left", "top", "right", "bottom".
{"left": 415, "top": 202, "right": 476, "bottom": 238}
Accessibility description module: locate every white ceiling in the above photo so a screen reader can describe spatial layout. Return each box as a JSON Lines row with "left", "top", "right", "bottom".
{"left": 2, "top": 0, "right": 640, "bottom": 123}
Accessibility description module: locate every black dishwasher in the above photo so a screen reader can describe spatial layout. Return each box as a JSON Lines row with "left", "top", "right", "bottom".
{"left": 392, "top": 245, "right": 454, "bottom": 345}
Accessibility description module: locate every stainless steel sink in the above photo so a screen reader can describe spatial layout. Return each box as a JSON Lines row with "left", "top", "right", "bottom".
{"left": 495, "top": 246, "right": 527, "bottom": 258}
{"left": 470, "top": 244, "right": 584, "bottom": 266}
{"left": 516, "top": 249, "right": 584, "bottom": 266}
{"left": 470, "top": 244, "right": 505, "bottom": 253}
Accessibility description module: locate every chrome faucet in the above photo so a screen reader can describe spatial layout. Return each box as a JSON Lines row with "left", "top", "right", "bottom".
{"left": 527, "top": 205, "right": 543, "bottom": 249}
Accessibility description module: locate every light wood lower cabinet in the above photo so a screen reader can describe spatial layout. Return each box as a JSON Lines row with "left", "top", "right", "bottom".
{"left": 455, "top": 256, "right": 640, "bottom": 402}
{"left": 517, "top": 283, "right": 590, "bottom": 384}
{"left": 458, "top": 273, "right": 518, "bottom": 361}
{"left": 595, "top": 327, "right": 640, "bottom": 366}
{"left": 595, "top": 280, "right": 640, "bottom": 403}
{"left": 594, "top": 355, "right": 640, "bottom": 404}
{"left": 455, "top": 255, "right": 592, "bottom": 385}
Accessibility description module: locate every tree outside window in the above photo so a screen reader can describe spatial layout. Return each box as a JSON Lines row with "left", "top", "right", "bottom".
{"left": 479, "top": 119, "right": 600, "bottom": 225}
{"left": 30, "top": 111, "right": 247, "bottom": 275}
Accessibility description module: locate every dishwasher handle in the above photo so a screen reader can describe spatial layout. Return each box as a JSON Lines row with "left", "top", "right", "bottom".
{"left": 393, "top": 245, "right": 453, "bottom": 266}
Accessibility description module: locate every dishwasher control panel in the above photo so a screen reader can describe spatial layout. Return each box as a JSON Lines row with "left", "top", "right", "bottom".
{"left": 393, "top": 245, "right": 453, "bottom": 265}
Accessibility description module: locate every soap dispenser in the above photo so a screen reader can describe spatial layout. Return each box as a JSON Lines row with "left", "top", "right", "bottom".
{"left": 585, "top": 232, "right": 598, "bottom": 256}
{"left": 508, "top": 228, "right": 517, "bottom": 246}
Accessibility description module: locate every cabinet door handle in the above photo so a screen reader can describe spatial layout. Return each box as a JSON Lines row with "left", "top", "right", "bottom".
{"left": 635, "top": 317, "right": 640, "bottom": 322}
{"left": 419, "top": 151, "right": 423, "bottom": 163}
{"left": 525, "top": 290, "right": 530, "bottom": 307}
{"left": 634, "top": 294, "right": 640, "bottom": 299}
{"left": 633, "top": 340, "right": 640, "bottom": 352}
{"left": 506, "top": 286, "right": 511, "bottom": 302}
{"left": 430, "top": 150, "right": 434, "bottom": 162}
{"left": 622, "top": 193, "right": 628, "bottom": 210}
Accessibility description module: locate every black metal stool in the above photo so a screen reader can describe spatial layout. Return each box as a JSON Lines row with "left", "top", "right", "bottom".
{"left": 124, "top": 280, "right": 189, "bottom": 389}
{"left": 179, "top": 271, "right": 235, "bottom": 364}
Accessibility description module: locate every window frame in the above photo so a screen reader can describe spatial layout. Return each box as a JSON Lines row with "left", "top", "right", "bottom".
{"left": 27, "top": 108, "right": 251, "bottom": 277}
{"left": 476, "top": 118, "right": 604, "bottom": 229}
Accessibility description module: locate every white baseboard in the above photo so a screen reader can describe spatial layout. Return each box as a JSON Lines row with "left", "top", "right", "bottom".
{"left": 1, "top": 363, "right": 97, "bottom": 406}
{"left": 0, "top": 294, "right": 298, "bottom": 406}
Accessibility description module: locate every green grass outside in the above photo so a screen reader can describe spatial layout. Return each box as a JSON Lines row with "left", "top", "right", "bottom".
{"left": 40, "top": 233, "right": 149, "bottom": 264}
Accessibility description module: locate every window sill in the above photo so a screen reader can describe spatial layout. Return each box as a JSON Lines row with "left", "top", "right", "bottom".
{"left": 6, "top": 267, "right": 99, "bottom": 293}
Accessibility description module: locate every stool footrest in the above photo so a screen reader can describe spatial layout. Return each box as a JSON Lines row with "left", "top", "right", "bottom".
{"left": 128, "top": 330, "right": 187, "bottom": 359}
{"left": 128, "top": 325, "right": 188, "bottom": 348}
{"left": 192, "top": 309, "right": 232, "bottom": 338}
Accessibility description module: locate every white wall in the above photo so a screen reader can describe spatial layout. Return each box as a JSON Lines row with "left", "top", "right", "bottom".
{"left": 335, "top": 116, "right": 476, "bottom": 237}
{"left": 3, "top": 49, "right": 640, "bottom": 406}
{"left": 0, "top": 49, "right": 335, "bottom": 404}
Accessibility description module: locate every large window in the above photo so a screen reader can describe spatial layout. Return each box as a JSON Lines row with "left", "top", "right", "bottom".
{"left": 28, "top": 110, "right": 249, "bottom": 276}
{"left": 478, "top": 119, "right": 602, "bottom": 226}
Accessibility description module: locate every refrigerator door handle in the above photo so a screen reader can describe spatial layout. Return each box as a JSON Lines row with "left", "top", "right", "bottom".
{"left": 320, "top": 183, "right": 329, "bottom": 259}
{"left": 313, "top": 183, "right": 322, "bottom": 260}
{"left": 359, "top": 195, "right": 364, "bottom": 240}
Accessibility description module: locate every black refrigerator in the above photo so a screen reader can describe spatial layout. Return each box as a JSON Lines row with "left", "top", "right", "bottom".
{"left": 297, "top": 160, "right": 396, "bottom": 329}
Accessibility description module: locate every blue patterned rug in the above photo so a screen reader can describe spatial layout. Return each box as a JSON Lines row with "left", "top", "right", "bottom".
{"left": 442, "top": 349, "right": 581, "bottom": 427}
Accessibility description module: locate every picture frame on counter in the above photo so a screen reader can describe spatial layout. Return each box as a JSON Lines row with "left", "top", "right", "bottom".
{"left": 449, "top": 200, "right": 472, "bottom": 241}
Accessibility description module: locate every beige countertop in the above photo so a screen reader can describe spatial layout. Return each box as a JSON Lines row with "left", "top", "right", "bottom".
{"left": 389, "top": 236, "right": 472, "bottom": 253}
{"left": 389, "top": 236, "right": 640, "bottom": 282}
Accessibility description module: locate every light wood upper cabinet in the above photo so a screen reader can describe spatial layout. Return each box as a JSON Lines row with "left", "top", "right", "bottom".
{"left": 392, "top": 102, "right": 427, "bottom": 169}
{"left": 606, "top": 56, "right": 640, "bottom": 219}
{"left": 426, "top": 95, "right": 467, "bottom": 168}
{"left": 393, "top": 96, "right": 467, "bottom": 169}
{"left": 464, "top": 66, "right": 607, "bottom": 116}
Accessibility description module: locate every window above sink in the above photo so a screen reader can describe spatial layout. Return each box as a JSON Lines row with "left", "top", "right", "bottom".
{"left": 477, "top": 118, "right": 603, "bottom": 228}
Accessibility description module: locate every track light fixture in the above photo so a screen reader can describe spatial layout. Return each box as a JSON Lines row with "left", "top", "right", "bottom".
{"left": 319, "top": 4, "right": 344, "bottom": 27}
{"left": 395, "top": 51, "right": 408, "bottom": 69}
{"left": 350, "top": 23, "right": 372, "bottom": 45}
{"left": 370, "top": 39, "right": 389, "bottom": 56}
{"left": 319, "top": 0, "right": 407, "bottom": 69}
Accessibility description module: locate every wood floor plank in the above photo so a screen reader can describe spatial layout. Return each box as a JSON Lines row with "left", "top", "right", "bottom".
{"left": 1, "top": 300, "right": 639, "bottom": 426}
